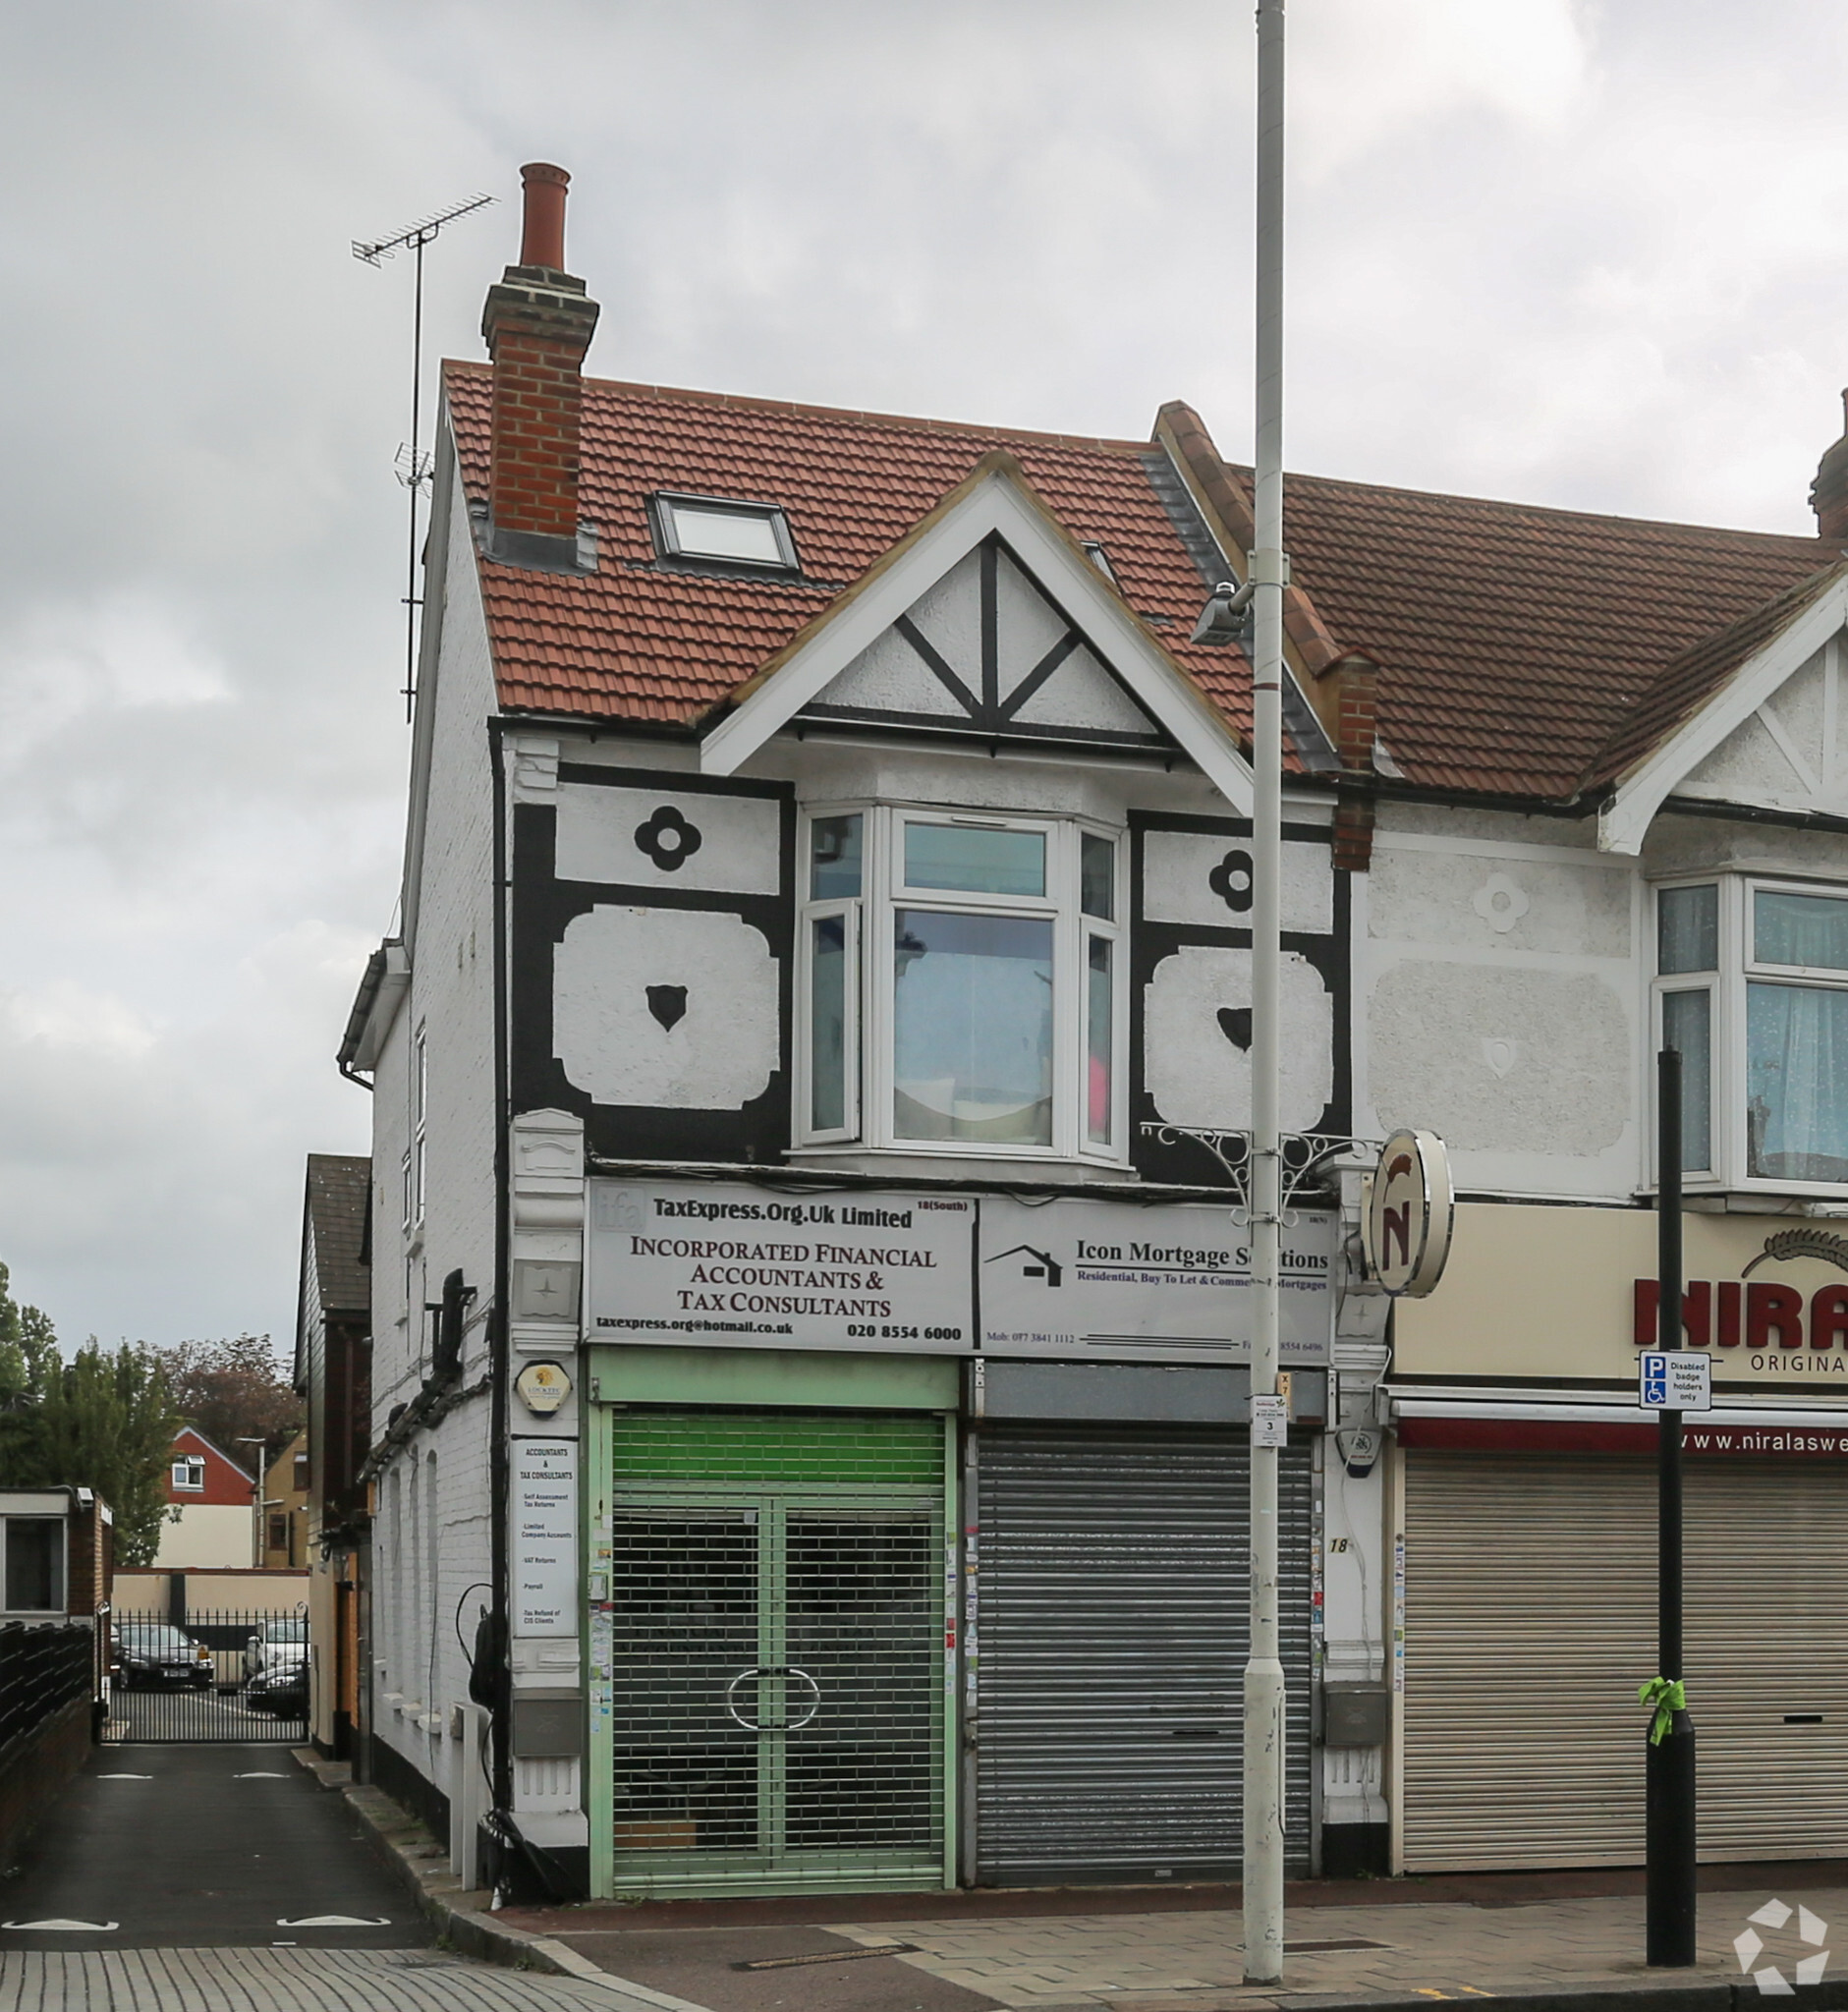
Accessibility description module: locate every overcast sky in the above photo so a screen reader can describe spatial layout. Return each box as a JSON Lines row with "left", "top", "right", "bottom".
{"left": 4, "top": 0, "right": 1847, "bottom": 1355}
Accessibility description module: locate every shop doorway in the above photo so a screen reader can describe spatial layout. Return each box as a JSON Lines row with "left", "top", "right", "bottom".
{"left": 597, "top": 1411, "right": 950, "bottom": 1895}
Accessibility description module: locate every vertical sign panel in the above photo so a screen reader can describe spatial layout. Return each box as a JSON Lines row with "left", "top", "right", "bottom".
{"left": 514, "top": 1438, "right": 577, "bottom": 1637}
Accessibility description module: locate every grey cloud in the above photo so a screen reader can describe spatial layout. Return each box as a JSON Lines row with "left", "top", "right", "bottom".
{"left": 4, "top": 0, "right": 1848, "bottom": 1347}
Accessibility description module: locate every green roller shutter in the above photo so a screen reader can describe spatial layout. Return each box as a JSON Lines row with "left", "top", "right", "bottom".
{"left": 595, "top": 1409, "right": 952, "bottom": 1896}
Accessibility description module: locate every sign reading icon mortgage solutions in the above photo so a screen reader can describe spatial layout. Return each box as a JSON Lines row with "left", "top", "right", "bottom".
{"left": 980, "top": 1194, "right": 1334, "bottom": 1365}
{"left": 1364, "top": 1129, "right": 1454, "bottom": 1298}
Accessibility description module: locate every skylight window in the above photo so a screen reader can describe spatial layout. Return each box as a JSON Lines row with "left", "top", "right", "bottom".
{"left": 650, "top": 492, "right": 800, "bottom": 572}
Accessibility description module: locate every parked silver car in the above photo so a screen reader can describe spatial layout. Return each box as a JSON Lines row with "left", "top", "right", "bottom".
{"left": 242, "top": 1613, "right": 307, "bottom": 1683}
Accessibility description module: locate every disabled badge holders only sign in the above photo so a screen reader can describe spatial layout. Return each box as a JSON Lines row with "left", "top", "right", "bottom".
{"left": 1639, "top": 1350, "right": 1712, "bottom": 1412}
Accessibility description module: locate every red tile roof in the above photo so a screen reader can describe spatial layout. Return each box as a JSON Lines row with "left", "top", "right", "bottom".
{"left": 446, "top": 359, "right": 1838, "bottom": 805}
{"left": 444, "top": 363, "right": 1253, "bottom": 744}
{"left": 1264, "top": 464, "right": 1831, "bottom": 799}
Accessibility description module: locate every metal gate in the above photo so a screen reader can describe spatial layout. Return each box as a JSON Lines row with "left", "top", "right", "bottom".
{"left": 601, "top": 1411, "right": 950, "bottom": 1893}
{"left": 104, "top": 1608, "right": 308, "bottom": 1743}
{"left": 973, "top": 1423, "right": 1316, "bottom": 1883}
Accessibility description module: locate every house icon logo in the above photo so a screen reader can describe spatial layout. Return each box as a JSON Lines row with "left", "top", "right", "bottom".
{"left": 986, "top": 1244, "right": 1063, "bottom": 1288}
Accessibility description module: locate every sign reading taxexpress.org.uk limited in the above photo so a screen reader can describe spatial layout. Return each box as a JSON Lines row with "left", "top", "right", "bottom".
{"left": 588, "top": 1180, "right": 976, "bottom": 1353}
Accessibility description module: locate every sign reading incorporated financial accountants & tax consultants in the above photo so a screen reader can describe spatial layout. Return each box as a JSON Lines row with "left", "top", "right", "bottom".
{"left": 588, "top": 1180, "right": 976, "bottom": 1353}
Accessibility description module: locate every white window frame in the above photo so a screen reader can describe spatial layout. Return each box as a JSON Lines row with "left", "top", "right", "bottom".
{"left": 171, "top": 1454, "right": 205, "bottom": 1493}
{"left": 411, "top": 1027, "right": 428, "bottom": 1230}
{"left": 794, "top": 804, "right": 1128, "bottom": 1164}
{"left": 1652, "top": 872, "right": 1848, "bottom": 1196}
{"left": 0, "top": 1516, "right": 66, "bottom": 1613}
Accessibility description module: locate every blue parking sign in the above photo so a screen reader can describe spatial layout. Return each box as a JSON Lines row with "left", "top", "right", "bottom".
{"left": 1638, "top": 1349, "right": 1711, "bottom": 1411}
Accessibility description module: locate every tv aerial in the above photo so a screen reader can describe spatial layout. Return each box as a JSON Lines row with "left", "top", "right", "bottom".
{"left": 354, "top": 192, "right": 496, "bottom": 720}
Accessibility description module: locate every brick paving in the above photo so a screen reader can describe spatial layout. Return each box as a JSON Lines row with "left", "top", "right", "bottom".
{"left": 814, "top": 1884, "right": 1848, "bottom": 2008}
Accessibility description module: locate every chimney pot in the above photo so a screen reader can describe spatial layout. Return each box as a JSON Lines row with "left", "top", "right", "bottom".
{"left": 519, "top": 162, "right": 571, "bottom": 271}
{"left": 479, "top": 162, "right": 599, "bottom": 565}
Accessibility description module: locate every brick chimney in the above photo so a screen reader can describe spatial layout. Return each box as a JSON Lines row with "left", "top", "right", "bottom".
{"left": 1811, "top": 389, "right": 1848, "bottom": 544}
{"left": 480, "top": 163, "right": 600, "bottom": 571}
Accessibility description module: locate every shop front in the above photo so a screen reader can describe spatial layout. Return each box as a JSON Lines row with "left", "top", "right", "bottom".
{"left": 1390, "top": 1203, "right": 1848, "bottom": 1872}
{"left": 581, "top": 1176, "right": 1336, "bottom": 1896}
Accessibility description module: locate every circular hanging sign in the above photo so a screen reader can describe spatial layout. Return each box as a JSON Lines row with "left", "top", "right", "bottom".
{"left": 1363, "top": 1129, "right": 1454, "bottom": 1298}
{"left": 514, "top": 1360, "right": 572, "bottom": 1417}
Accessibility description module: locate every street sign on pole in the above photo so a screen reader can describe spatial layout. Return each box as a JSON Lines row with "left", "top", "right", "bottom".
{"left": 1647, "top": 1045, "right": 1697, "bottom": 1969}
{"left": 1638, "top": 1352, "right": 1711, "bottom": 1414}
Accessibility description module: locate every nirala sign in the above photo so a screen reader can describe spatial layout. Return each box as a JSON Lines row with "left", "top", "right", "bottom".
{"left": 1634, "top": 1283, "right": 1848, "bottom": 1354}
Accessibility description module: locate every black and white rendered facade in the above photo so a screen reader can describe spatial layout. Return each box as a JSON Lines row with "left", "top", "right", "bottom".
{"left": 337, "top": 165, "right": 1394, "bottom": 1901}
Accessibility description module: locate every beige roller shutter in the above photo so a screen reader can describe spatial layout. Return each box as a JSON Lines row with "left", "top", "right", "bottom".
{"left": 1402, "top": 1451, "right": 1848, "bottom": 1872}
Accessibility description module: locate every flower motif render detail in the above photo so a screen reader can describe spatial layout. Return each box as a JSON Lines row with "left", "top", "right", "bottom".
{"left": 1472, "top": 870, "right": 1530, "bottom": 933}
{"left": 1735, "top": 1898, "right": 1829, "bottom": 1996}
{"left": 634, "top": 805, "right": 704, "bottom": 872}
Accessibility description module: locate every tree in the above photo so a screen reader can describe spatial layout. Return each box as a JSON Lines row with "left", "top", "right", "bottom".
{"left": 154, "top": 1333, "right": 304, "bottom": 1474}
{"left": 0, "top": 1262, "right": 178, "bottom": 1566}
{"left": 0, "top": 1259, "right": 58, "bottom": 1409}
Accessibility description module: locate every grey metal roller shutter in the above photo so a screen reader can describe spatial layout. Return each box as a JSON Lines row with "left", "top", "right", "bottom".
{"left": 974, "top": 1424, "right": 1314, "bottom": 1884}
{"left": 1402, "top": 1451, "right": 1848, "bottom": 1872}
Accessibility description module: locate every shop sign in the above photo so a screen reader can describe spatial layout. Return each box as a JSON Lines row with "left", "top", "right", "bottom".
{"left": 1634, "top": 1228, "right": 1848, "bottom": 1378}
{"left": 587, "top": 1180, "right": 976, "bottom": 1353}
{"left": 1363, "top": 1129, "right": 1454, "bottom": 1298}
{"left": 513, "top": 1438, "right": 576, "bottom": 1638}
{"left": 1395, "top": 1203, "right": 1848, "bottom": 1390}
{"left": 979, "top": 1195, "right": 1334, "bottom": 1365}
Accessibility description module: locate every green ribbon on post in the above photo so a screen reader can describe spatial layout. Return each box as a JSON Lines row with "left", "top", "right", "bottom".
{"left": 1639, "top": 1676, "right": 1687, "bottom": 1746}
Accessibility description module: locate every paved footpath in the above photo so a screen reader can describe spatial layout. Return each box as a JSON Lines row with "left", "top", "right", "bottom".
{"left": 500, "top": 1867, "right": 1848, "bottom": 2012}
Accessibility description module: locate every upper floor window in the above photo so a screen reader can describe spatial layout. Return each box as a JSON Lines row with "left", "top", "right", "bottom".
{"left": 798, "top": 807, "right": 1124, "bottom": 1161}
{"left": 1655, "top": 876, "right": 1848, "bottom": 1189}
{"left": 171, "top": 1455, "right": 205, "bottom": 1492}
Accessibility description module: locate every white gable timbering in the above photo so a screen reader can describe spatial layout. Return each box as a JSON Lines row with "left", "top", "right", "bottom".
{"left": 811, "top": 544, "right": 1163, "bottom": 744}
{"left": 1676, "top": 640, "right": 1845, "bottom": 816}
{"left": 700, "top": 456, "right": 1256, "bottom": 815}
{"left": 1599, "top": 573, "right": 1848, "bottom": 853}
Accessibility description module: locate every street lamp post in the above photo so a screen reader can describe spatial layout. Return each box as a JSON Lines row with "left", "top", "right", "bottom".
{"left": 1244, "top": 0, "right": 1290, "bottom": 1986}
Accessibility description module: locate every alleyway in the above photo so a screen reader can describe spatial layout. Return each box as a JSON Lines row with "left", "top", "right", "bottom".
{"left": 0, "top": 1744, "right": 420, "bottom": 1947}
{"left": 0, "top": 1748, "right": 630, "bottom": 2010}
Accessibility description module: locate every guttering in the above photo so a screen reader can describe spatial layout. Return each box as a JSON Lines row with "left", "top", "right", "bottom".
{"left": 336, "top": 939, "right": 411, "bottom": 1089}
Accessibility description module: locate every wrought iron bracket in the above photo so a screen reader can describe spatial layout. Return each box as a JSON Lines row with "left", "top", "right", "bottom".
{"left": 1139, "top": 1125, "right": 1379, "bottom": 1214}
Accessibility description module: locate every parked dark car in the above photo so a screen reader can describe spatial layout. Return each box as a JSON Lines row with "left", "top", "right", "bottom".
{"left": 114, "top": 1621, "right": 212, "bottom": 1690}
{"left": 244, "top": 1649, "right": 307, "bottom": 1716}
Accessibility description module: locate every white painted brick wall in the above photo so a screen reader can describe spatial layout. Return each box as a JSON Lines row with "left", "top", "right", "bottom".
{"left": 367, "top": 436, "right": 505, "bottom": 1796}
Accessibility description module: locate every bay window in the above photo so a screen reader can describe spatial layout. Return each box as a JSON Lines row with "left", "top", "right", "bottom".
{"left": 1653, "top": 876, "right": 1848, "bottom": 1191}
{"left": 798, "top": 807, "right": 1124, "bottom": 1160}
